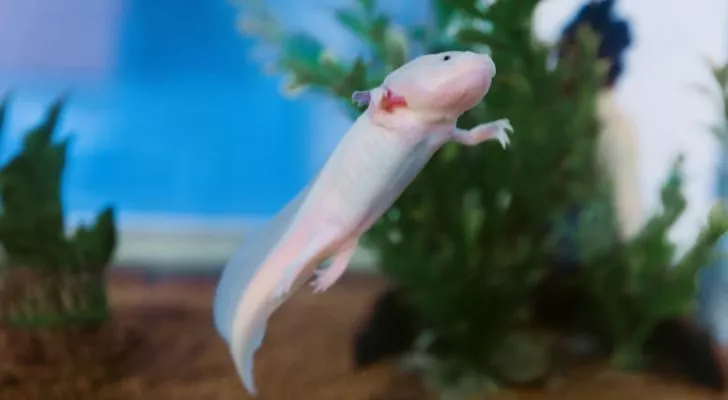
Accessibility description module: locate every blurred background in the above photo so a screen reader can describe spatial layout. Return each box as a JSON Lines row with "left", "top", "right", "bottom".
{"left": 2, "top": 1, "right": 728, "bottom": 399}
{"left": 0, "top": 0, "right": 725, "bottom": 272}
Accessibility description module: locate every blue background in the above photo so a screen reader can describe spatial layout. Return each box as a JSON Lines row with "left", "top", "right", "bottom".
{"left": 0, "top": 0, "right": 311, "bottom": 220}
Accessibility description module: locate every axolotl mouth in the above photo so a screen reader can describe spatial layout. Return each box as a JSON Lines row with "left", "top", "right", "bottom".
{"left": 472, "top": 53, "right": 496, "bottom": 96}
{"left": 449, "top": 55, "right": 495, "bottom": 112}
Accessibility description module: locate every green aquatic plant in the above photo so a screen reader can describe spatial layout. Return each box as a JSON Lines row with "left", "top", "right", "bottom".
{"left": 0, "top": 96, "right": 117, "bottom": 327}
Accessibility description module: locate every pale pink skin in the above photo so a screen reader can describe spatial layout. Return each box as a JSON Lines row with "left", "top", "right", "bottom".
{"left": 213, "top": 50, "right": 513, "bottom": 396}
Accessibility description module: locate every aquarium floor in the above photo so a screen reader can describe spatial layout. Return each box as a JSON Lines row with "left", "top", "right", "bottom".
{"left": 0, "top": 270, "right": 727, "bottom": 400}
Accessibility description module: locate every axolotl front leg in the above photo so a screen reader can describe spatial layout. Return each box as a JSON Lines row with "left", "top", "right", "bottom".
{"left": 451, "top": 118, "right": 513, "bottom": 148}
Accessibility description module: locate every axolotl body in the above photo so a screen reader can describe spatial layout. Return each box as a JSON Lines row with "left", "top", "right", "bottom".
{"left": 213, "top": 50, "right": 513, "bottom": 396}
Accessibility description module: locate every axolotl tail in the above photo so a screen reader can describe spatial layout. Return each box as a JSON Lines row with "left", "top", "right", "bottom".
{"left": 213, "top": 186, "right": 312, "bottom": 395}
{"left": 228, "top": 212, "right": 353, "bottom": 395}
{"left": 228, "top": 227, "right": 320, "bottom": 396}
{"left": 235, "top": 313, "right": 269, "bottom": 395}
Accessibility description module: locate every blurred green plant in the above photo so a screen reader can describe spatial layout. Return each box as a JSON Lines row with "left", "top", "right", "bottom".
{"left": 233, "top": 0, "right": 728, "bottom": 392}
{"left": 694, "top": 60, "right": 728, "bottom": 143}
{"left": 572, "top": 156, "right": 728, "bottom": 369}
{"left": 0, "top": 96, "right": 117, "bottom": 328}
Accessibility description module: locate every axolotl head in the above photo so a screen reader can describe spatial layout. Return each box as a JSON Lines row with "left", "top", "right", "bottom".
{"left": 353, "top": 51, "right": 496, "bottom": 123}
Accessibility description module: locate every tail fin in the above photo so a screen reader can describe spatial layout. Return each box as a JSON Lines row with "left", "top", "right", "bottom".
{"left": 213, "top": 184, "right": 310, "bottom": 344}
{"left": 228, "top": 211, "right": 344, "bottom": 395}
{"left": 235, "top": 316, "right": 269, "bottom": 396}
{"left": 213, "top": 184, "right": 316, "bottom": 396}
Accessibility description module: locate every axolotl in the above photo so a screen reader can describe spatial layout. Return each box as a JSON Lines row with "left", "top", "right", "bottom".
{"left": 212, "top": 50, "right": 513, "bottom": 396}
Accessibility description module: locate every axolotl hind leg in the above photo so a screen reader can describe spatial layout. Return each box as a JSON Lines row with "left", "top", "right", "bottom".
{"left": 310, "top": 238, "right": 358, "bottom": 293}
{"left": 270, "top": 221, "right": 347, "bottom": 301}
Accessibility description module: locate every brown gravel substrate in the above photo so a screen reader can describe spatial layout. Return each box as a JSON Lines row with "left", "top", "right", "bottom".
{"left": 0, "top": 270, "right": 727, "bottom": 400}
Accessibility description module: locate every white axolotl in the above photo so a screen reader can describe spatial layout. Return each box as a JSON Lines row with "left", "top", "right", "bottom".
{"left": 212, "top": 50, "right": 514, "bottom": 396}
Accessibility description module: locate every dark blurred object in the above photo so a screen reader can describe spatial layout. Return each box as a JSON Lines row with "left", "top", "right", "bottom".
{"left": 559, "top": 0, "right": 632, "bottom": 87}
{"left": 353, "top": 287, "right": 420, "bottom": 368}
{"left": 550, "top": 205, "right": 593, "bottom": 274}
{"left": 530, "top": 266, "right": 608, "bottom": 342}
{"left": 646, "top": 317, "right": 726, "bottom": 391}
{"left": 533, "top": 264, "right": 727, "bottom": 391}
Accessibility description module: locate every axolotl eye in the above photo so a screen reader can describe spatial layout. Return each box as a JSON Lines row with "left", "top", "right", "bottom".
{"left": 442, "top": 54, "right": 451, "bottom": 61}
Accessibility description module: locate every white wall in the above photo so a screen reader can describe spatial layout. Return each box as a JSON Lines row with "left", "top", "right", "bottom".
{"left": 535, "top": 0, "right": 728, "bottom": 257}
